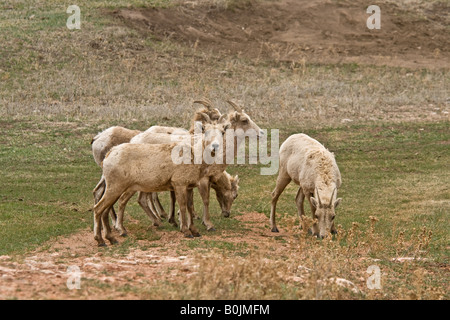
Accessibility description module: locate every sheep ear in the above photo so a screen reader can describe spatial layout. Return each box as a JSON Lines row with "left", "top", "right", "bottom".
{"left": 223, "top": 122, "right": 231, "bottom": 130}
{"left": 230, "top": 111, "right": 240, "bottom": 122}
{"left": 334, "top": 198, "right": 342, "bottom": 209}
{"left": 310, "top": 196, "right": 318, "bottom": 208}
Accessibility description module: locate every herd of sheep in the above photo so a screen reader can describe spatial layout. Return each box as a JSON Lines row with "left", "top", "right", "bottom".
{"left": 90, "top": 99, "right": 342, "bottom": 246}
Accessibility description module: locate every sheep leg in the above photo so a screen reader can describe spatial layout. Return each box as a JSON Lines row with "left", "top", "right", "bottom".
{"left": 197, "top": 177, "right": 215, "bottom": 231}
{"left": 93, "top": 188, "right": 122, "bottom": 247}
{"left": 93, "top": 177, "right": 105, "bottom": 204}
{"left": 115, "top": 191, "right": 136, "bottom": 237}
{"left": 295, "top": 187, "right": 305, "bottom": 229}
{"left": 93, "top": 177, "right": 117, "bottom": 228}
{"left": 152, "top": 193, "right": 168, "bottom": 220}
{"left": 190, "top": 190, "right": 199, "bottom": 220}
{"left": 101, "top": 208, "right": 118, "bottom": 245}
{"left": 168, "top": 191, "right": 178, "bottom": 227}
{"left": 270, "top": 172, "right": 291, "bottom": 232}
{"left": 187, "top": 188, "right": 200, "bottom": 237}
{"left": 173, "top": 186, "right": 193, "bottom": 238}
{"left": 146, "top": 193, "right": 160, "bottom": 220}
{"left": 146, "top": 192, "right": 163, "bottom": 221}
{"left": 137, "top": 192, "right": 161, "bottom": 227}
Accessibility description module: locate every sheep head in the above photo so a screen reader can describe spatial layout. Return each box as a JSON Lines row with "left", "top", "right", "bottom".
{"left": 213, "top": 174, "right": 239, "bottom": 218}
{"left": 194, "top": 99, "right": 222, "bottom": 122}
{"left": 225, "top": 100, "right": 264, "bottom": 137}
{"left": 310, "top": 187, "right": 342, "bottom": 239}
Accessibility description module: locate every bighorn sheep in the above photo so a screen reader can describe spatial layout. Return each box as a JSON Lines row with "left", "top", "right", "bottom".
{"left": 153, "top": 99, "right": 263, "bottom": 231}
{"left": 189, "top": 99, "right": 263, "bottom": 230}
{"left": 91, "top": 126, "right": 141, "bottom": 224}
{"left": 91, "top": 126, "right": 141, "bottom": 167}
{"left": 270, "top": 134, "right": 342, "bottom": 238}
{"left": 117, "top": 99, "right": 262, "bottom": 234}
{"left": 94, "top": 119, "right": 228, "bottom": 246}
{"left": 91, "top": 100, "right": 225, "bottom": 224}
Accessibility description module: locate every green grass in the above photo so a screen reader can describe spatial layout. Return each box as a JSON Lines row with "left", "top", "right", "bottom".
{"left": 1, "top": 119, "right": 448, "bottom": 263}
{"left": 235, "top": 122, "right": 449, "bottom": 261}
{"left": 0, "top": 0, "right": 448, "bottom": 299}
{"left": 1, "top": 0, "right": 448, "bottom": 128}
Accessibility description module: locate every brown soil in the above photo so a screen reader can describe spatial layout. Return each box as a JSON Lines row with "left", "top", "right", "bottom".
{"left": 0, "top": 212, "right": 295, "bottom": 299}
{"left": 112, "top": 0, "right": 449, "bottom": 69}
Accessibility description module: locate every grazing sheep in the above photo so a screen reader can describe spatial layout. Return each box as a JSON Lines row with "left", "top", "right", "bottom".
{"left": 270, "top": 134, "right": 342, "bottom": 238}
{"left": 164, "top": 171, "right": 240, "bottom": 228}
{"left": 210, "top": 172, "right": 239, "bottom": 218}
{"left": 189, "top": 100, "right": 263, "bottom": 230}
{"left": 91, "top": 126, "right": 141, "bottom": 224}
{"left": 91, "top": 126, "right": 141, "bottom": 167}
{"left": 123, "top": 99, "right": 262, "bottom": 233}
{"left": 93, "top": 119, "right": 228, "bottom": 246}
{"left": 91, "top": 100, "right": 224, "bottom": 224}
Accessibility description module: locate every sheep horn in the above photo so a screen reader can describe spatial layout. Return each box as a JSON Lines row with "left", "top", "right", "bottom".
{"left": 315, "top": 187, "right": 322, "bottom": 207}
{"left": 329, "top": 188, "right": 336, "bottom": 207}
{"left": 199, "top": 112, "right": 211, "bottom": 123}
{"left": 218, "top": 113, "right": 228, "bottom": 124}
{"left": 194, "top": 99, "right": 213, "bottom": 110}
{"left": 226, "top": 100, "right": 243, "bottom": 113}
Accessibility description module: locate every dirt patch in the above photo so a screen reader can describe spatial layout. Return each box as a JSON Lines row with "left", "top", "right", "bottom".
{"left": 0, "top": 210, "right": 446, "bottom": 299}
{"left": 0, "top": 213, "right": 294, "bottom": 299}
{"left": 112, "top": 0, "right": 449, "bottom": 69}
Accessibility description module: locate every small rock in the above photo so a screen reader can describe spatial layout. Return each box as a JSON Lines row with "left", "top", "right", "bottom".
{"left": 41, "top": 270, "right": 55, "bottom": 275}
{"left": 84, "top": 262, "right": 103, "bottom": 270}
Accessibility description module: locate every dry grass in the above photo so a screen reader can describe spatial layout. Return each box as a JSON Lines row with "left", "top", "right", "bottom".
{"left": 0, "top": 0, "right": 448, "bottom": 300}
{"left": 129, "top": 215, "right": 447, "bottom": 300}
{"left": 0, "top": 1, "right": 448, "bottom": 127}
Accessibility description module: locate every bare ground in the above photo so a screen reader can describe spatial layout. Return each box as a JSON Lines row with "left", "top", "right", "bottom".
{"left": 0, "top": 0, "right": 448, "bottom": 299}
{"left": 0, "top": 212, "right": 305, "bottom": 299}
{"left": 113, "top": 0, "right": 450, "bottom": 69}
{"left": 2, "top": 209, "right": 446, "bottom": 299}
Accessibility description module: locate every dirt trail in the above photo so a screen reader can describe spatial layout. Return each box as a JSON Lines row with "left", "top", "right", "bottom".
{"left": 0, "top": 212, "right": 290, "bottom": 299}
{"left": 113, "top": 0, "right": 449, "bottom": 69}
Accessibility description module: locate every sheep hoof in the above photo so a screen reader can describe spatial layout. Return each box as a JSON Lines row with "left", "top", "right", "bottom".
{"left": 183, "top": 230, "right": 194, "bottom": 238}
{"left": 108, "top": 238, "right": 118, "bottom": 245}
{"left": 119, "top": 232, "right": 128, "bottom": 237}
{"left": 271, "top": 227, "right": 279, "bottom": 233}
{"left": 207, "top": 227, "right": 216, "bottom": 232}
{"left": 193, "top": 232, "right": 201, "bottom": 237}
{"left": 97, "top": 242, "right": 107, "bottom": 247}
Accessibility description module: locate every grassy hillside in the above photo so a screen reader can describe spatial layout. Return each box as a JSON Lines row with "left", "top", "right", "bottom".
{"left": 0, "top": 0, "right": 448, "bottom": 299}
